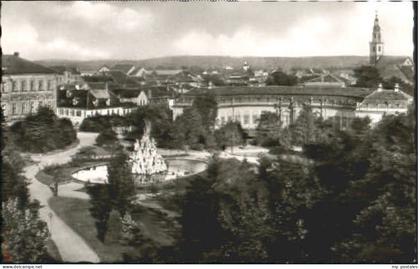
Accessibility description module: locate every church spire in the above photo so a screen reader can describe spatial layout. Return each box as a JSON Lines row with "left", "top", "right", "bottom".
{"left": 370, "top": 11, "right": 384, "bottom": 65}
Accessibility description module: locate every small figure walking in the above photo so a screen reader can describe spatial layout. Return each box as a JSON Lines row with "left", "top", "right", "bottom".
{"left": 48, "top": 212, "right": 53, "bottom": 234}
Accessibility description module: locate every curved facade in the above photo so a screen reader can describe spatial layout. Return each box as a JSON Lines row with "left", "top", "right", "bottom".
{"left": 173, "top": 85, "right": 412, "bottom": 131}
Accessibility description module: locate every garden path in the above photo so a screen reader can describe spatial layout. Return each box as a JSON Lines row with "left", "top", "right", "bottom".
{"left": 24, "top": 132, "right": 100, "bottom": 263}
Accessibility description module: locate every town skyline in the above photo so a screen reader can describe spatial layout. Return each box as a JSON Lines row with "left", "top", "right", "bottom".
{"left": 2, "top": 1, "right": 414, "bottom": 61}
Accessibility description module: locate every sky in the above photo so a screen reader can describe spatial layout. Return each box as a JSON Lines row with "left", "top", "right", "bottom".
{"left": 1, "top": 1, "right": 415, "bottom": 61}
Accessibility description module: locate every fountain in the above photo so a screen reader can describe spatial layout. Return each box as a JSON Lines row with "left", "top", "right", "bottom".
{"left": 130, "top": 120, "right": 167, "bottom": 175}
{"left": 72, "top": 120, "right": 207, "bottom": 185}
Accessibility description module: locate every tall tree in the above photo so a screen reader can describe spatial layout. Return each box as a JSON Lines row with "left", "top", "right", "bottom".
{"left": 87, "top": 185, "right": 112, "bottom": 242}
{"left": 192, "top": 93, "right": 218, "bottom": 131}
{"left": 2, "top": 199, "right": 50, "bottom": 263}
{"left": 353, "top": 65, "right": 383, "bottom": 88}
{"left": 107, "top": 151, "right": 135, "bottom": 216}
{"left": 215, "top": 121, "right": 245, "bottom": 151}
{"left": 255, "top": 112, "right": 282, "bottom": 147}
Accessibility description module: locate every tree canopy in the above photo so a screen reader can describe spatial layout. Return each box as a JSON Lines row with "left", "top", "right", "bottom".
{"left": 10, "top": 106, "right": 77, "bottom": 153}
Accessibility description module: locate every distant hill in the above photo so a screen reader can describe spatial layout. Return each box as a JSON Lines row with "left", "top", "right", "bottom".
{"left": 36, "top": 55, "right": 376, "bottom": 73}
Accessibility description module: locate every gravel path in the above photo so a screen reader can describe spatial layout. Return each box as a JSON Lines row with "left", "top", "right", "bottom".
{"left": 24, "top": 132, "right": 100, "bottom": 263}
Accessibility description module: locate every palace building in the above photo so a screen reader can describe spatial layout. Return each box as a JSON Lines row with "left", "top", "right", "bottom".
{"left": 1, "top": 53, "right": 61, "bottom": 122}
{"left": 173, "top": 84, "right": 412, "bottom": 134}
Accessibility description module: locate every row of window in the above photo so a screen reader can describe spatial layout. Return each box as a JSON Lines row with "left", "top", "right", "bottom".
{"left": 2, "top": 78, "right": 56, "bottom": 93}
{"left": 219, "top": 113, "right": 263, "bottom": 126}
{"left": 4, "top": 100, "right": 53, "bottom": 115}
{"left": 360, "top": 102, "right": 404, "bottom": 109}
{"left": 57, "top": 107, "right": 134, "bottom": 118}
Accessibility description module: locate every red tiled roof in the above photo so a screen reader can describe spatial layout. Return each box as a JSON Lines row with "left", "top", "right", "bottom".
{"left": 2, "top": 54, "right": 57, "bottom": 75}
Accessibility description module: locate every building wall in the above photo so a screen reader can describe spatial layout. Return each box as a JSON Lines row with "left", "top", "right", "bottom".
{"left": 173, "top": 94, "right": 361, "bottom": 131}
{"left": 56, "top": 106, "right": 136, "bottom": 126}
{"left": 1, "top": 74, "right": 59, "bottom": 122}
{"left": 355, "top": 107, "right": 409, "bottom": 124}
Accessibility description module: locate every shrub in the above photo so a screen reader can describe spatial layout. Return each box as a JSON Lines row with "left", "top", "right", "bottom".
{"left": 96, "top": 128, "right": 118, "bottom": 146}
{"left": 9, "top": 107, "right": 77, "bottom": 153}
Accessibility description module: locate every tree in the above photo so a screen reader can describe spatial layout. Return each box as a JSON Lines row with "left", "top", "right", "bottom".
{"left": 353, "top": 65, "right": 383, "bottom": 88}
{"left": 255, "top": 112, "right": 282, "bottom": 147}
{"left": 9, "top": 106, "right": 77, "bottom": 153}
{"left": 334, "top": 111, "right": 416, "bottom": 263}
{"left": 96, "top": 128, "right": 118, "bottom": 146}
{"left": 107, "top": 151, "right": 135, "bottom": 216}
{"left": 289, "top": 105, "right": 318, "bottom": 146}
{"left": 266, "top": 70, "right": 298, "bottom": 86}
{"left": 215, "top": 121, "right": 245, "bottom": 151}
{"left": 127, "top": 104, "right": 173, "bottom": 148}
{"left": 2, "top": 199, "right": 50, "bottom": 263}
{"left": 171, "top": 107, "right": 207, "bottom": 150}
{"left": 382, "top": 76, "right": 414, "bottom": 96}
{"left": 86, "top": 185, "right": 112, "bottom": 242}
{"left": 192, "top": 93, "right": 218, "bottom": 132}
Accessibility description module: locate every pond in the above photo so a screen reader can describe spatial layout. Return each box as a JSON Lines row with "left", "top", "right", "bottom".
{"left": 72, "top": 158, "right": 207, "bottom": 185}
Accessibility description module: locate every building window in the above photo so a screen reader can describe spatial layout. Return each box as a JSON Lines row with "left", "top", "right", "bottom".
{"left": 38, "top": 101, "right": 43, "bottom": 107}
{"left": 252, "top": 114, "right": 258, "bottom": 124}
{"left": 221, "top": 116, "right": 225, "bottom": 124}
{"left": 235, "top": 115, "right": 241, "bottom": 122}
{"left": 12, "top": 103, "right": 17, "bottom": 115}
{"left": 76, "top": 110, "right": 82, "bottom": 117}
{"left": 378, "top": 46, "right": 381, "bottom": 52}
{"left": 1, "top": 104, "right": 7, "bottom": 115}
{"left": 243, "top": 115, "right": 249, "bottom": 125}
{"left": 47, "top": 80, "right": 52, "bottom": 91}
{"left": 30, "top": 80, "right": 35, "bottom": 91}
{"left": 21, "top": 80, "right": 26, "bottom": 91}
{"left": 38, "top": 80, "right": 44, "bottom": 91}
{"left": 12, "top": 81, "right": 17, "bottom": 92}
{"left": 30, "top": 101, "right": 35, "bottom": 113}
{"left": 22, "top": 103, "right": 27, "bottom": 114}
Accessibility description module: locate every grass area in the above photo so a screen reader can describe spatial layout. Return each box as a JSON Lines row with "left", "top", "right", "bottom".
{"left": 35, "top": 161, "right": 105, "bottom": 186}
{"left": 48, "top": 196, "right": 132, "bottom": 263}
{"left": 36, "top": 166, "right": 76, "bottom": 186}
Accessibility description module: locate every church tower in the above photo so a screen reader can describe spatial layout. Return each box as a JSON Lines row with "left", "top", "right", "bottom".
{"left": 369, "top": 12, "right": 384, "bottom": 65}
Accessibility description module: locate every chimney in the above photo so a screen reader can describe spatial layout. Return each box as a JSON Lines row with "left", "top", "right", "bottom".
{"left": 377, "top": 83, "right": 383, "bottom": 92}
{"left": 13, "top": 52, "right": 19, "bottom": 57}
{"left": 394, "top": 83, "right": 400, "bottom": 92}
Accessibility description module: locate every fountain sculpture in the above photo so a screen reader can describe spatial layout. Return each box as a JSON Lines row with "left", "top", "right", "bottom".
{"left": 129, "top": 120, "right": 167, "bottom": 176}
{"left": 72, "top": 120, "right": 207, "bottom": 185}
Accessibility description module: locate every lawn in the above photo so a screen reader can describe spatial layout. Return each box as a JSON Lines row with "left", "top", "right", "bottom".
{"left": 48, "top": 196, "right": 132, "bottom": 262}
{"left": 36, "top": 161, "right": 105, "bottom": 186}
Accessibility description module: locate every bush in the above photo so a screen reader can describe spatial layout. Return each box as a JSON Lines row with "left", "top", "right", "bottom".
{"left": 10, "top": 107, "right": 77, "bottom": 153}
{"left": 96, "top": 128, "right": 118, "bottom": 146}
{"left": 79, "top": 116, "right": 112, "bottom": 132}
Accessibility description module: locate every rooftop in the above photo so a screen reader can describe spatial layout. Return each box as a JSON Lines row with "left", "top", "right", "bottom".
{"left": 182, "top": 86, "right": 374, "bottom": 99}
{"left": 2, "top": 54, "right": 57, "bottom": 75}
{"left": 362, "top": 88, "right": 413, "bottom": 102}
{"left": 110, "top": 64, "right": 135, "bottom": 74}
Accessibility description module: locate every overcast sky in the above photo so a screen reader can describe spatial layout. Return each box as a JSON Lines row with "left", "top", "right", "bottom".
{"left": 2, "top": 1, "right": 415, "bottom": 61}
